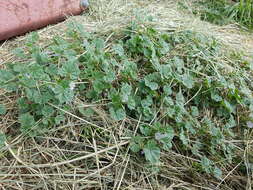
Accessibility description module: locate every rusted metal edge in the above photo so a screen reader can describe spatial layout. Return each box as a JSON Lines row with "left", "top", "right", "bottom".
{"left": 0, "top": 0, "right": 88, "bottom": 41}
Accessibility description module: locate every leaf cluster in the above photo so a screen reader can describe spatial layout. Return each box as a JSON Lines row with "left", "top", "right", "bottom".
{"left": 1, "top": 21, "right": 253, "bottom": 178}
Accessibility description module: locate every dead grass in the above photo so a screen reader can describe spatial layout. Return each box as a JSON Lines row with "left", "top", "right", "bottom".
{"left": 0, "top": 0, "right": 253, "bottom": 189}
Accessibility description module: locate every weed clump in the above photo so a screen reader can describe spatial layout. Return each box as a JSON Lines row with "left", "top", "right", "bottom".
{"left": 0, "top": 21, "right": 252, "bottom": 179}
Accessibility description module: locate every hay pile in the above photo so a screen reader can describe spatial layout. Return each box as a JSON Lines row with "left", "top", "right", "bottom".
{"left": 0, "top": 0, "right": 252, "bottom": 189}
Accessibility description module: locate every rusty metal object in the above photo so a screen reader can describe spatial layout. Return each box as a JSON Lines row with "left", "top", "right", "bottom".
{"left": 0, "top": 0, "right": 88, "bottom": 41}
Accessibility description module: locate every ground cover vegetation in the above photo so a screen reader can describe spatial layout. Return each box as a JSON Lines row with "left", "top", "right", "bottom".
{"left": 0, "top": 0, "right": 253, "bottom": 188}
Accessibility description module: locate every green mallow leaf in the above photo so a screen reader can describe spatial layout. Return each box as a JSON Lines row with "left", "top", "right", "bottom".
{"left": 109, "top": 107, "right": 126, "bottom": 121}
{"left": 213, "top": 166, "right": 222, "bottom": 179}
{"left": 19, "top": 113, "right": 36, "bottom": 133}
{"left": 144, "top": 73, "right": 159, "bottom": 90}
{"left": 113, "top": 44, "right": 125, "bottom": 57}
{"left": 144, "top": 140, "right": 161, "bottom": 164}
{"left": 120, "top": 83, "right": 132, "bottom": 103}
